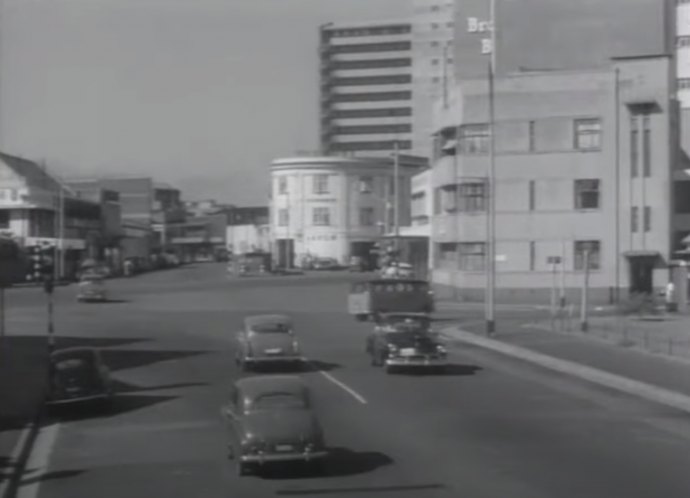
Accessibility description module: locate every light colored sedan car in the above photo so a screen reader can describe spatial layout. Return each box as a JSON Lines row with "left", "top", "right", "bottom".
{"left": 235, "top": 315, "right": 303, "bottom": 371}
{"left": 222, "top": 375, "right": 328, "bottom": 475}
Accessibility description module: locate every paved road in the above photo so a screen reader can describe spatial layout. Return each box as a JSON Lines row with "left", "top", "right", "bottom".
{"left": 10, "top": 265, "right": 690, "bottom": 498}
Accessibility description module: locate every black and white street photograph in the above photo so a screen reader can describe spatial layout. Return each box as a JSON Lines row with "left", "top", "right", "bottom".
{"left": 1, "top": 1, "right": 690, "bottom": 497}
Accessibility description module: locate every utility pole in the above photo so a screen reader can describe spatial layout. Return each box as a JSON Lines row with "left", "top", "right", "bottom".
{"left": 393, "top": 140, "right": 400, "bottom": 254}
{"left": 580, "top": 250, "right": 590, "bottom": 332}
{"left": 485, "top": 0, "right": 497, "bottom": 335}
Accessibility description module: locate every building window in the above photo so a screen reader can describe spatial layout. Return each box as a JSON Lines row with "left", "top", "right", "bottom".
{"left": 529, "top": 241, "right": 536, "bottom": 271}
{"left": 679, "top": 78, "right": 690, "bottom": 90}
{"left": 631, "top": 206, "right": 639, "bottom": 233}
{"left": 528, "top": 120, "right": 536, "bottom": 152}
{"left": 359, "top": 207, "right": 375, "bottom": 226}
{"left": 431, "top": 4, "right": 440, "bottom": 11}
{"left": 528, "top": 180, "right": 536, "bottom": 211}
{"left": 574, "top": 179, "right": 600, "bottom": 210}
{"left": 432, "top": 76, "right": 440, "bottom": 83}
{"left": 359, "top": 176, "right": 374, "bottom": 193}
{"left": 574, "top": 241, "right": 601, "bottom": 271}
{"left": 574, "top": 118, "right": 602, "bottom": 150}
{"left": 431, "top": 58, "right": 440, "bottom": 66}
{"left": 431, "top": 41, "right": 440, "bottom": 47}
{"left": 439, "top": 185, "right": 457, "bottom": 212}
{"left": 458, "top": 124, "right": 489, "bottom": 154}
{"left": 644, "top": 206, "right": 651, "bottom": 232}
{"left": 630, "top": 115, "right": 639, "bottom": 178}
{"left": 278, "top": 177, "right": 287, "bottom": 195}
{"left": 312, "top": 207, "right": 331, "bottom": 226}
{"left": 431, "top": 22, "right": 439, "bottom": 29}
{"left": 0, "top": 210, "right": 9, "bottom": 229}
{"left": 678, "top": 36, "right": 690, "bottom": 48}
{"left": 458, "top": 182, "right": 486, "bottom": 212}
{"left": 674, "top": 182, "right": 690, "bottom": 213}
{"left": 277, "top": 209, "right": 289, "bottom": 226}
{"left": 642, "top": 115, "right": 651, "bottom": 177}
{"left": 313, "top": 174, "right": 329, "bottom": 194}
{"left": 458, "top": 242, "right": 486, "bottom": 271}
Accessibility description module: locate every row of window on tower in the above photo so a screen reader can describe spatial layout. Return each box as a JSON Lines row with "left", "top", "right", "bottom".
{"left": 436, "top": 240, "right": 602, "bottom": 272}
{"left": 276, "top": 175, "right": 394, "bottom": 196}
{"left": 276, "top": 206, "right": 378, "bottom": 228}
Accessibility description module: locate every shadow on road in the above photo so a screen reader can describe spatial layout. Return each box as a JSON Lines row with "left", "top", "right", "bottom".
{"left": 111, "top": 379, "right": 207, "bottom": 394}
{"left": 260, "top": 447, "right": 393, "bottom": 480}
{"left": 100, "top": 348, "right": 212, "bottom": 372}
{"left": 18, "top": 468, "right": 86, "bottom": 486}
{"left": 51, "top": 393, "right": 177, "bottom": 421}
{"left": 304, "top": 360, "right": 342, "bottom": 373}
{"left": 276, "top": 483, "right": 447, "bottom": 496}
{"left": 392, "top": 363, "right": 482, "bottom": 377}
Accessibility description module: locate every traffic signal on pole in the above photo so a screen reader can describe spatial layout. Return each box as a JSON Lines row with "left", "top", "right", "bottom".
{"left": 26, "top": 244, "right": 55, "bottom": 282}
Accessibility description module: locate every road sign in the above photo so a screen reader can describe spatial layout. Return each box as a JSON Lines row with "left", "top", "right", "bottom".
{"left": 547, "top": 256, "right": 562, "bottom": 265}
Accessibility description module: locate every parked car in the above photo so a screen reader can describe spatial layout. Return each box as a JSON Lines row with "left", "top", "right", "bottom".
{"left": 222, "top": 375, "right": 328, "bottom": 476}
{"left": 235, "top": 315, "right": 303, "bottom": 371}
{"left": 348, "top": 279, "right": 435, "bottom": 321}
{"left": 312, "top": 258, "right": 340, "bottom": 271}
{"left": 76, "top": 274, "right": 108, "bottom": 302}
{"left": 46, "top": 347, "right": 114, "bottom": 407}
{"left": 366, "top": 327, "right": 447, "bottom": 374}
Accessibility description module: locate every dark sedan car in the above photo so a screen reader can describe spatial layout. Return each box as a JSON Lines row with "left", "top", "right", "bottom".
{"left": 46, "top": 347, "right": 114, "bottom": 407}
{"left": 366, "top": 328, "right": 448, "bottom": 374}
{"left": 235, "top": 315, "right": 303, "bottom": 371}
{"left": 222, "top": 375, "right": 328, "bottom": 476}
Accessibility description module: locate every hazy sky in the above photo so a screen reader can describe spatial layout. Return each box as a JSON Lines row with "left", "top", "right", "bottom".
{"left": 0, "top": 0, "right": 409, "bottom": 204}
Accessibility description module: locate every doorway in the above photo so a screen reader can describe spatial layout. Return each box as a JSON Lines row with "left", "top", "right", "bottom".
{"left": 628, "top": 255, "right": 655, "bottom": 295}
{"left": 276, "top": 239, "right": 294, "bottom": 269}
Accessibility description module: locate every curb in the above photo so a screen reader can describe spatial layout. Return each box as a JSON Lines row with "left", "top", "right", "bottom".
{"left": 0, "top": 410, "right": 43, "bottom": 498}
{"left": 442, "top": 327, "right": 690, "bottom": 415}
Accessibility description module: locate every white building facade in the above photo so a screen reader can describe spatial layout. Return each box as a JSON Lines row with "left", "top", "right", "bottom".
{"left": 679, "top": 0, "right": 690, "bottom": 108}
{"left": 270, "top": 156, "right": 423, "bottom": 267}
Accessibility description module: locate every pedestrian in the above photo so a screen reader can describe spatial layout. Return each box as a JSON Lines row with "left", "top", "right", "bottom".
{"left": 665, "top": 281, "right": 677, "bottom": 312}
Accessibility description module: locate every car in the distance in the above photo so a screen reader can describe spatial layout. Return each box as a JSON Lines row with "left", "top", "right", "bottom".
{"left": 235, "top": 315, "right": 303, "bottom": 371}
{"left": 312, "top": 258, "right": 341, "bottom": 271}
{"left": 222, "top": 375, "right": 328, "bottom": 476}
{"left": 366, "top": 327, "right": 448, "bottom": 374}
{"left": 76, "top": 274, "right": 108, "bottom": 302}
{"left": 46, "top": 347, "right": 114, "bottom": 408}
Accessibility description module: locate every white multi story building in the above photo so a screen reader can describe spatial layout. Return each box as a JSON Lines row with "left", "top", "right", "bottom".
{"left": 269, "top": 156, "right": 424, "bottom": 267}
{"left": 678, "top": 0, "right": 690, "bottom": 108}
{"left": 411, "top": 0, "right": 456, "bottom": 159}
{"left": 320, "top": 20, "right": 414, "bottom": 157}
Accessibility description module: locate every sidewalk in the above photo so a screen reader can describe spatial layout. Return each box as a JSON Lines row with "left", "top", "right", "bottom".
{"left": 444, "top": 315, "right": 690, "bottom": 400}
{"left": 0, "top": 335, "right": 48, "bottom": 491}
{"left": 525, "top": 312, "right": 690, "bottom": 361}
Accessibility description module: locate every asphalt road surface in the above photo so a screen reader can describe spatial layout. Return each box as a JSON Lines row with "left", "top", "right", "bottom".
{"left": 9, "top": 265, "right": 690, "bottom": 498}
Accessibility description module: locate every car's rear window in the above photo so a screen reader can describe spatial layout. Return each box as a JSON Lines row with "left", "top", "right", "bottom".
{"left": 251, "top": 323, "right": 291, "bottom": 333}
{"left": 252, "top": 393, "right": 306, "bottom": 410}
{"left": 54, "top": 358, "right": 91, "bottom": 371}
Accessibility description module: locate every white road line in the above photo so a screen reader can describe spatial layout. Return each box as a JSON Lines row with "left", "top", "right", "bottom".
{"left": 16, "top": 422, "right": 61, "bottom": 498}
{"left": 315, "top": 369, "right": 368, "bottom": 405}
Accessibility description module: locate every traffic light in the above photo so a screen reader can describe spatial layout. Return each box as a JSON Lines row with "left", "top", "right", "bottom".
{"left": 26, "top": 244, "right": 55, "bottom": 282}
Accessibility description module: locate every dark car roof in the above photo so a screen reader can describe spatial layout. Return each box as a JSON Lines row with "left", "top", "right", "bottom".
{"left": 362, "top": 279, "right": 429, "bottom": 286}
{"left": 244, "top": 314, "right": 292, "bottom": 329}
{"left": 378, "top": 312, "right": 430, "bottom": 319}
{"left": 50, "top": 347, "right": 99, "bottom": 362}
{"left": 236, "top": 375, "right": 307, "bottom": 398}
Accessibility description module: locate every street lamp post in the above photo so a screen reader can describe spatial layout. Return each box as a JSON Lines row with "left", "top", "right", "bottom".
{"left": 393, "top": 140, "right": 401, "bottom": 253}
{"left": 485, "top": 0, "right": 497, "bottom": 334}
